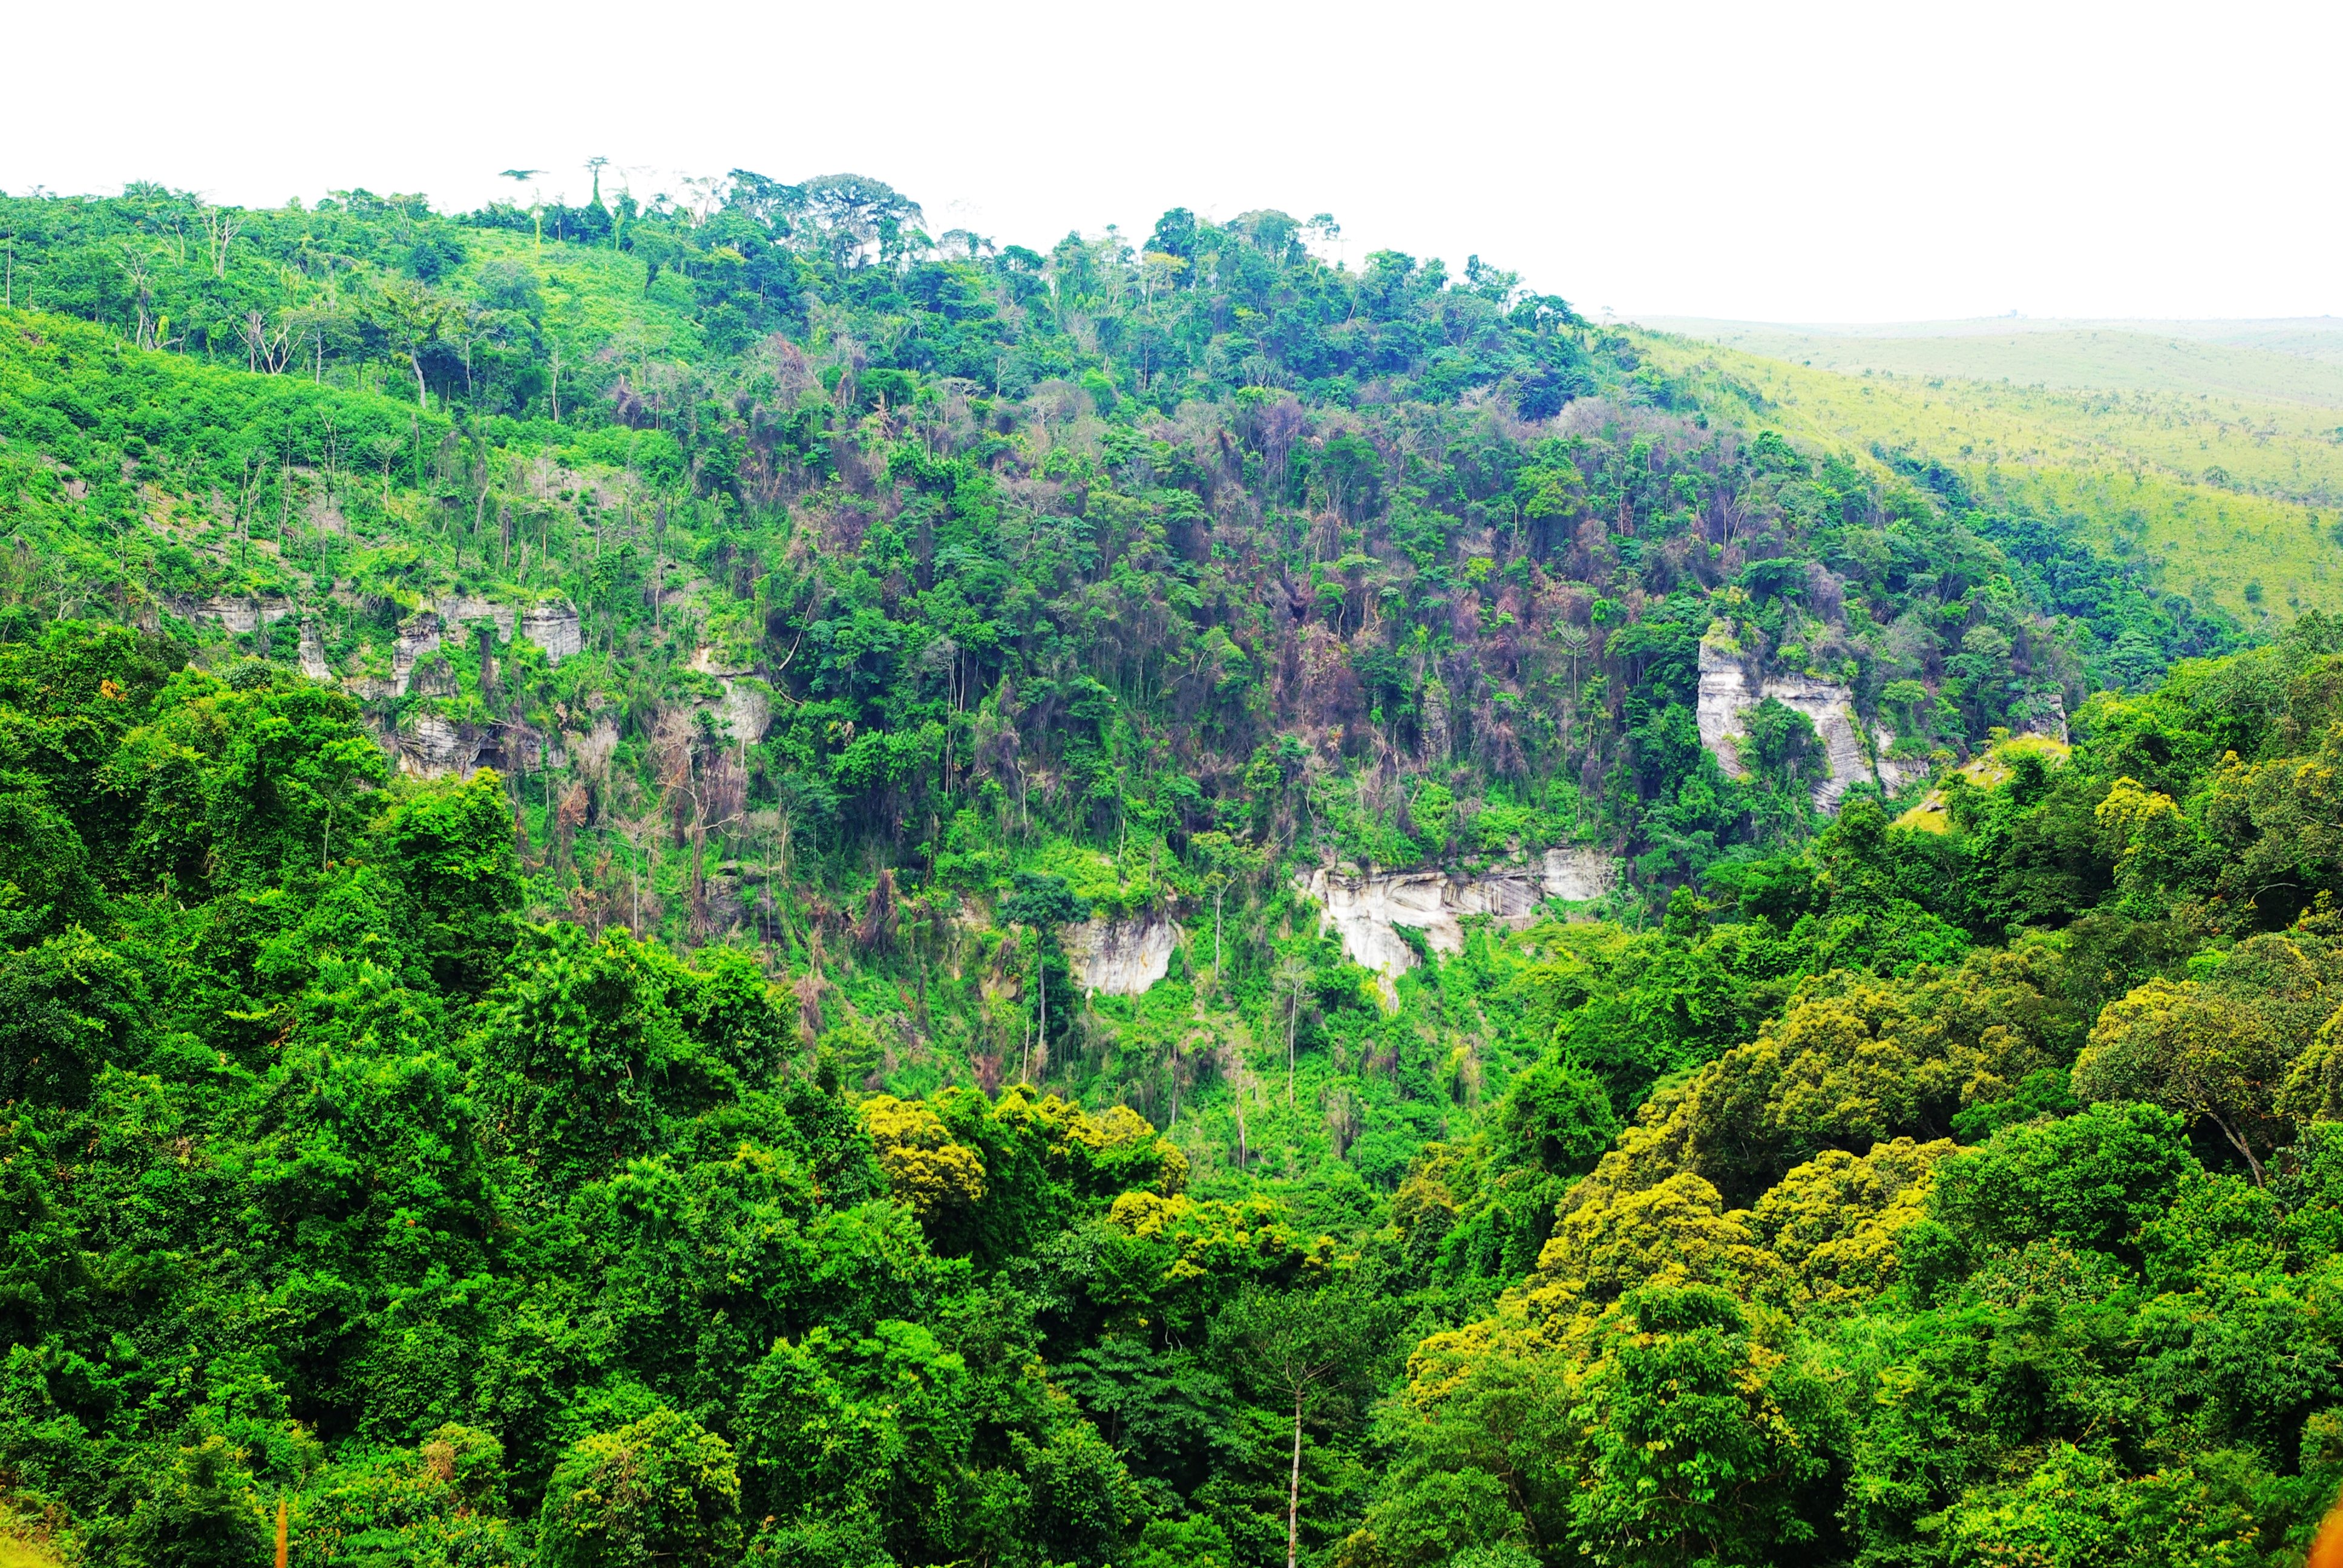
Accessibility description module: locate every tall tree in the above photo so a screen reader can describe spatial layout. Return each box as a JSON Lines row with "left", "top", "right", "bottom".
{"left": 1214, "top": 1281, "right": 1396, "bottom": 1568}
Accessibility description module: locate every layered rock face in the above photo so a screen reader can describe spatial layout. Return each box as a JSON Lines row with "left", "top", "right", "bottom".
{"left": 1060, "top": 915, "right": 1180, "bottom": 996}
{"left": 1697, "top": 639, "right": 1912, "bottom": 811}
{"left": 396, "top": 713, "right": 482, "bottom": 777}
{"left": 176, "top": 596, "right": 583, "bottom": 696}
{"left": 518, "top": 604, "right": 583, "bottom": 664}
{"left": 689, "top": 647, "right": 773, "bottom": 745}
{"left": 392, "top": 613, "right": 444, "bottom": 697}
{"left": 431, "top": 598, "right": 583, "bottom": 668}
{"left": 440, "top": 597, "right": 517, "bottom": 641}
{"left": 1299, "top": 847, "right": 1620, "bottom": 978}
{"left": 377, "top": 599, "right": 585, "bottom": 769}
{"left": 398, "top": 713, "right": 569, "bottom": 779}
{"left": 1537, "top": 845, "right": 1617, "bottom": 900}
{"left": 168, "top": 596, "right": 297, "bottom": 634}
{"left": 298, "top": 621, "right": 332, "bottom": 682}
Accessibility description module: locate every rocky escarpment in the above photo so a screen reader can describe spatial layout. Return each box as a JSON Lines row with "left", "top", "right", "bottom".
{"left": 392, "top": 613, "right": 444, "bottom": 697}
{"left": 168, "top": 595, "right": 299, "bottom": 636}
{"left": 423, "top": 595, "right": 582, "bottom": 664}
{"left": 1299, "top": 848, "right": 1620, "bottom": 979}
{"left": 1697, "top": 638, "right": 1918, "bottom": 810}
{"left": 689, "top": 647, "right": 775, "bottom": 745}
{"left": 395, "top": 713, "right": 483, "bottom": 777}
{"left": 2014, "top": 686, "right": 2070, "bottom": 743}
{"left": 519, "top": 603, "right": 583, "bottom": 663}
{"left": 297, "top": 620, "right": 332, "bottom": 682}
{"left": 172, "top": 595, "right": 581, "bottom": 684}
{"left": 1060, "top": 915, "right": 1181, "bottom": 996}
{"left": 395, "top": 711, "right": 582, "bottom": 779}
{"left": 379, "top": 599, "right": 583, "bottom": 697}
{"left": 437, "top": 596, "right": 516, "bottom": 641}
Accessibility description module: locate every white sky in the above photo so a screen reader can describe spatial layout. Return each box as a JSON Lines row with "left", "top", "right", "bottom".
{"left": 7, "top": 0, "right": 2336, "bottom": 324}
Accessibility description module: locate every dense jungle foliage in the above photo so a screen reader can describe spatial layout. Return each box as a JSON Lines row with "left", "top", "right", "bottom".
{"left": 3, "top": 171, "right": 2342, "bottom": 1566}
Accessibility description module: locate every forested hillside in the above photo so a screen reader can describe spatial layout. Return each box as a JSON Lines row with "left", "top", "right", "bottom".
{"left": 5, "top": 173, "right": 2343, "bottom": 1566}
{"left": 1639, "top": 318, "right": 2343, "bottom": 622}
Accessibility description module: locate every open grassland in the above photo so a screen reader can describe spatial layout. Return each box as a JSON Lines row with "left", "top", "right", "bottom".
{"left": 466, "top": 226, "right": 712, "bottom": 363}
{"left": 0, "top": 1540, "right": 61, "bottom": 1568}
{"left": 1640, "top": 332, "right": 2343, "bottom": 621}
{"left": 1637, "top": 320, "right": 2343, "bottom": 407}
{"left": 1896, "top": 734, "right": 2073, "bottom": 832}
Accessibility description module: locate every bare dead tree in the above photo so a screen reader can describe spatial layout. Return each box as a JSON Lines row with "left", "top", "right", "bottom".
{"left": 241, "top": 309, "right": 299, "bottom": 374}
{"left": 200, "top": 204, "right": 244, "bottom": 277}
{"left": 120, "top": 246, "right": 159, "bottom": 350}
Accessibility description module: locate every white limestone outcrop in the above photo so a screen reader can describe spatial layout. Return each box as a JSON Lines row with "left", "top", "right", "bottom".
{"left": 169, "top": 595, "right": 297, "bottom": 633}
{"left": 431, "top": 596, "right": 583, "bottom": 667}
{"left": 386, "top": 599, "right": 586, "bottom": 696}
{"left": 392, "top": 612, "right": 442, "bottom": 697}
{"left": 718, "top": 681, "right": 773, "bottom": 745}
{"left": 396, "top": 713, "right": 482, "bottom": 777}
{"left": 518, "top": 603, "right": 583, "bottom": 665}
{"left": 1697, "top": 639, "right": 1758, "bottom": 776}
{"left": 298, "top": 620, "right": 332, "bottom": 682}
{"left": 439, "top": 596, "right": 517, "bottom": 642}
{"left": 1537, "top": 844, "right": 1618, "bottom": 901}
{"left": 1872, "top": 730, "right": 1926, "bottom": 795}
{"left": 1697, "top": 637, "right": 1897, "bottom": 812}
{"left": 1299, "top": 847, "right": 1620, "bottom": 978}
{"left": 690, "top": 646, "right": 773, "bottom": 744}
{"left": 173, "top": 593, "right": 580, "bottom": 684}
{"left": 1061, "top": 915, "right": 1180, "bottom": 996}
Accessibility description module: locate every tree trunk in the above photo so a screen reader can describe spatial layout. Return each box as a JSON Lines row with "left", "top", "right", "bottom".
{"left": 653, "top": 501, "right": 667, "bottom": 630}
{"left": 1287, "top": 1392, "right": 1303, "bottom": 1568}
{"left": 1287, "top": 990, "right": 1299, "bottom": 1112}
{"left": 1234, "top": 1065, "right": 1248, "bottom": 1167}
{"left": 2210, "top": 1109, "right": 2266, "bottom": 1186}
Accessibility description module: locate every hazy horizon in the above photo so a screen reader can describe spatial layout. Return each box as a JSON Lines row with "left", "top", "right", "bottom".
{"left": 7, "top": 0, "right": 2338, "bottom": 324}
{"left": 1633, "top": 315, "right": 2343, "bottom": 334}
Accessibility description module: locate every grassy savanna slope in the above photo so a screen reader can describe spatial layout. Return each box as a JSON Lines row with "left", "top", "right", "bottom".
{"left": 2209, "top": 321, "right": 2343, "bottom": 365}
{"left": 1640, "top": 315, "right": 2343, "bottom": 341}
{"left": 1637, "top": 318, "right": 2343, "bottom": 407}
{"left": 1639, "top": 330, "right": 2343, "bottom": 621}
{"left": 462, "top": 224, "right": 711, "bottom": 368}
{"left": 1893, "top": 732, "right": 2071, "bottom": 832}
{"left": 0, "top": 224, "right": 712, "bottom": 624}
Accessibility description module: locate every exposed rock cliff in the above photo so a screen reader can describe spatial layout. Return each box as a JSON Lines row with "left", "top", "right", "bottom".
{"left": 2015, "top": 686, "right": 2070, "bottom": 743}
{"left": 1060, "top": 915, "right": 1180, "bottom": 996}
{"left": 297, "top": 620, "right": 332, "bottom": 682}
{"left": 1299, "top": 847, "right": 1620, "bottom": 978}
{"left": 392, "top": 612, "right": 442, "bottom": 698}
{"left": 1697, "top": 638, "right": 1907, "bottom": 811}
{"left": 518, "top": 603, "right": 583, "bottom": 664}
{"left": 439, "top": 596, "right": 582, "bottom": 667}
{"left": 1537, "top": 845, "right": 1618, "bottom": 901}
{"left": 395, "top": 713, "right": 483, "bottom": 778}
{"left": 439, "top": 596, "right": 517, "bottom": 641}
{"left": 375, "top": 597, "right": 586, "bottom": 697}
{"left": 169, "top": 595, "right": 297, "bottom": 633}
{"left": 690, "top": 647, "right": 774, "bottom": 744}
